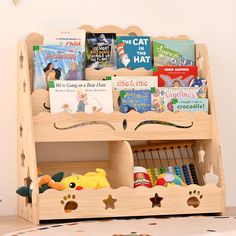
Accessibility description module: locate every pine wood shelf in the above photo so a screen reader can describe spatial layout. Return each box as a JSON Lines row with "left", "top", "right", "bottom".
{"left": 17, "top": 25, "right": 224, "bottom": 225}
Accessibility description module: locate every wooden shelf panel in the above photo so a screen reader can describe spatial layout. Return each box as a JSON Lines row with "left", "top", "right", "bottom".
{"left": 39, "top": 184, "right": 223, "bottom": 220}
{"left": 33, "top": 110, "right": 212, "bottom": 142}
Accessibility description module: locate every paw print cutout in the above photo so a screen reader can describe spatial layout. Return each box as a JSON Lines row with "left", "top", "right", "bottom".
{"left": 187, "top": 190, "right": 203, "bottom": 208}
{"left": 60, "top": 194, "right": 78, "bottom": 213}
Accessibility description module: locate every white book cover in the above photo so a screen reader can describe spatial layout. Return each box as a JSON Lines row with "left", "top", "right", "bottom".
{"left": 43, "top": 28, "right": 86, "bottom": 47}
{"left": 110, "top": 76, "right": 158, "bottom": 90}
{"left": 49, "top": 80, "right": 113, "bottom": 114}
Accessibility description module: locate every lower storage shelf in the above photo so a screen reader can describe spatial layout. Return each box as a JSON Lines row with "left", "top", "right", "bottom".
{"left": 39, "top": 185, "right": 224, "bottom": 221}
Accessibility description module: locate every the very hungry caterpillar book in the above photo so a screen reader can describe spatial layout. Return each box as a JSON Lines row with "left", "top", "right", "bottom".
{"left": 86, "top": 33, "right": 116, "bottom": 69}
{"left": 153, "top": 40, "right": 195, "bottom": 66}
{"left": 153, "top": 66, "right": 198, "bottom": 87}
{"left": 151, "top": 87, "right": 204, "bottom": 113}
{"left": 33, "top": 45, "right": 85, "bottom": 90}
{"left": 116, "top": 36, "right": 152, "bottom": 70}
{"left": 48, "top": 80, "right": 113, "bottom": 114}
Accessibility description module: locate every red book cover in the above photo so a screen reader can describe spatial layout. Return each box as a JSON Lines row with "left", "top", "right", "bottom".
{"left": 153, "top": 66, "right": 198, "bottom": 87}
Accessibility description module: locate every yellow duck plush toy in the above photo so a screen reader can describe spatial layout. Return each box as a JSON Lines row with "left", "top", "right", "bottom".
{"left": 61, "top": 168, "right": 110, "bottom": 190}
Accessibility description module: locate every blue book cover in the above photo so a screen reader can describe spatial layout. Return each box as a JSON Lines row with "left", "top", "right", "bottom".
{"left": 153, "top": 40, "right": 195, "bottom": 66}
{"left": 34, "top": 45, "right": 85, "bottom": 90}
{"left": 116, "top": 36, "right": 152, "bottom": 70}
{"left": 172, "top": 98, "right": 208, "bottom": 112}
{"left": 120, "top": 90, "right": 151, "bottom": 113}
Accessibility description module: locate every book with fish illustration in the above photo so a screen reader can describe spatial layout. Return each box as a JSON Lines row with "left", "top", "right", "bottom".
{"left": 151, "top": 87, "right": 205, "bottom": 113}
{"left": 120, "top": 90, "right": 152, "bottom": 113}
{"left": 153, "top": 66, "right": 198, "bottom": 87}
{"left": 86, "top": 33, "right": 116, "bottom": 69}
{"left": 48, "top": 80, "right": 113, "bottom": 114}
{"left": 172, "top": 98, "right": 208, "bottom": 112}
{"left": 33, "top": 45, "right": 85, "bottom": 90}
{"left": 116, "top": 36, "right": 152, "bottom": 70}
{"left": 153, "top": 40, "right": 195, "bottom": 66}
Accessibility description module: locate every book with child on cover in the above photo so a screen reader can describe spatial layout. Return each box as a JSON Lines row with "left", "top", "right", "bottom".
{"left": 33, "top": 45, "right": 85, "bottom": 90}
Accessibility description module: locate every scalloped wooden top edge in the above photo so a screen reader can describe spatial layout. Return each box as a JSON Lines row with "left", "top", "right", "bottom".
{"left": 22, "top": 26, "right": 197, "bottom": 44}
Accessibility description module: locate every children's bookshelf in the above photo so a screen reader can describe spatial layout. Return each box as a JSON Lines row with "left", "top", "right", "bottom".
{"left": 17, "top": 25, "right": 224, "bottom": 225}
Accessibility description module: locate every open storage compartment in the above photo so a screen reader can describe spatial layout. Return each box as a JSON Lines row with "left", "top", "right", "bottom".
{"left": 17, "top": 25, "right": 224, "bottom": 225}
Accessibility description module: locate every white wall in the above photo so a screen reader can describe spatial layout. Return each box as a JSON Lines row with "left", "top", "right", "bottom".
{"left": 0, "top": 0, "right": 235, "bottom": 216}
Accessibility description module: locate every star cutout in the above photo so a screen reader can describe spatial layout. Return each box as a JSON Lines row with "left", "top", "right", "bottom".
{"left": 24, "top": 168, "right": 32, "bottom": 204}
{"left": 19, "top": 124, "right": 23, "bottom": 136}
{"left": 23, "top": 80, "right": 26, "bottom": 92}
{"left": 150, "top": 193, "right": 163, "bottom": 208}
{"left": 19, "top": 51, "right": 24, "bottom": 68}
{"left": 21, "top": 150, "right": 25, "bottom": 167}
{"left": 103, "top": 194, "right": 117, "bottom": 210}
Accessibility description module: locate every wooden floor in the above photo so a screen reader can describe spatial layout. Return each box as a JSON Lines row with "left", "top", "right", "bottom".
{"left": 1, "top": 208, "right": 236, "bottom": 235}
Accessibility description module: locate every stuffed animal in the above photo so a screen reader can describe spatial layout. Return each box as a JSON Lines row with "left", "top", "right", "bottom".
{"left": 16, "top": 172, "right": 64, "bottom": 198}
{"left": 61, "top": 168, "right": 110, "bottom": 190}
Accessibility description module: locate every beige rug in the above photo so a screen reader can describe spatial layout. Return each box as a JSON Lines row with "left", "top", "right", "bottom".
{"left": 4, "top": 216, "right": 236, "bottom": 236}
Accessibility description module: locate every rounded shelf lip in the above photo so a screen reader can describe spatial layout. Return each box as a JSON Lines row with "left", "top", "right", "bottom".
{"left": 33, "top": 110, "right": 213, "bottom": 142}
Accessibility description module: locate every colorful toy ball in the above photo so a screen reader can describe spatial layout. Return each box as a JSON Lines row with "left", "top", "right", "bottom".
{"left": 156, "top": 171, "right": 186, "bottom": 187}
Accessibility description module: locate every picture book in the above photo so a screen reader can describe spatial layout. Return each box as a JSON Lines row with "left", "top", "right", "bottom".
{"left": 33, "top": 45, "right": 85, "bottom": 90}
{"left": 43, "top": 28, "right": 86, "bottom": 47}
{"left": 151, "top": 87, "right": 205, "bottom": 113}
{"left": 116, "top": 36, "right": 152, "bottom": 70}
{"left": 153, "top": 40, "right": 195, "bottom": 66}
{"left": 153, "top": 66, "right": 198, "bottom": 87}
{"left": 48, "top": 80, "right": 113, "bottom": 114}
{"left": 120, "top": 90, "right": 151, "bottom": 113}
{"left": 86, "top": 33, "right": 116, "bottom": 69}
{"left": 109, "top": 76, "right": 158, "bottom": 91}
{"left": 172, "top": 98, "right": 208, "bottom": 112}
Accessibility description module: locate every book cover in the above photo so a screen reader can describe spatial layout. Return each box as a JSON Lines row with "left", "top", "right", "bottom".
{"left": 48, "top": 80, "right": 113, "bottom": 114}
{"left": 151, "top": 87, "right": 204, "bottom": 113}
{"left": 116, "top": 36, "right": 152, "bottom": 70}
{"left": 153, "top": 40, "right": 195, "bottom": 66}
{"left": 153, "top": 66, "right": 198, "bottom": 87}
{"left": 120, "top": 90, "right": 151, "bottom": 113}
{"left": 172, "top": 98, "right": 208, "bottom": 112}
{"left": 110, "top": 76, "right": 158, "bottom": 91}
{"left": 34, "top": 45, "right": 85, "bottom": 90}
{"left": 86, "top": 33, "right": 116, "bottom": 69}
{"left": 43, "top": 28, "right": 86, "bottom": 47}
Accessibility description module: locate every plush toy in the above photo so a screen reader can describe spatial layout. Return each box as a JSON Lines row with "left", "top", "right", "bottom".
{"left": 156, "top": 171, "right": 186, "bottom": 187}
{"left": 61, "top": 168, "right": 110, "bottom": 190}
{"left": 16, "top": 172, "right": 64, "bottom": 197}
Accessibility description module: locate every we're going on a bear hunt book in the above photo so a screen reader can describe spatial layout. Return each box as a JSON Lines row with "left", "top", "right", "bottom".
{"left": 33, "top": 45, "right": 85, "bottom": 90}
{"left": 48, "top": 80, "right": 113, "bottom": 114}
{"left": 116, "top": 36, "right": 152, "bottom": 70}
{"left": 86, "top": 33, "right": 116, "bottom": 70}
{"left": 153, "top": 40, "right": 195, "bottom": 66}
